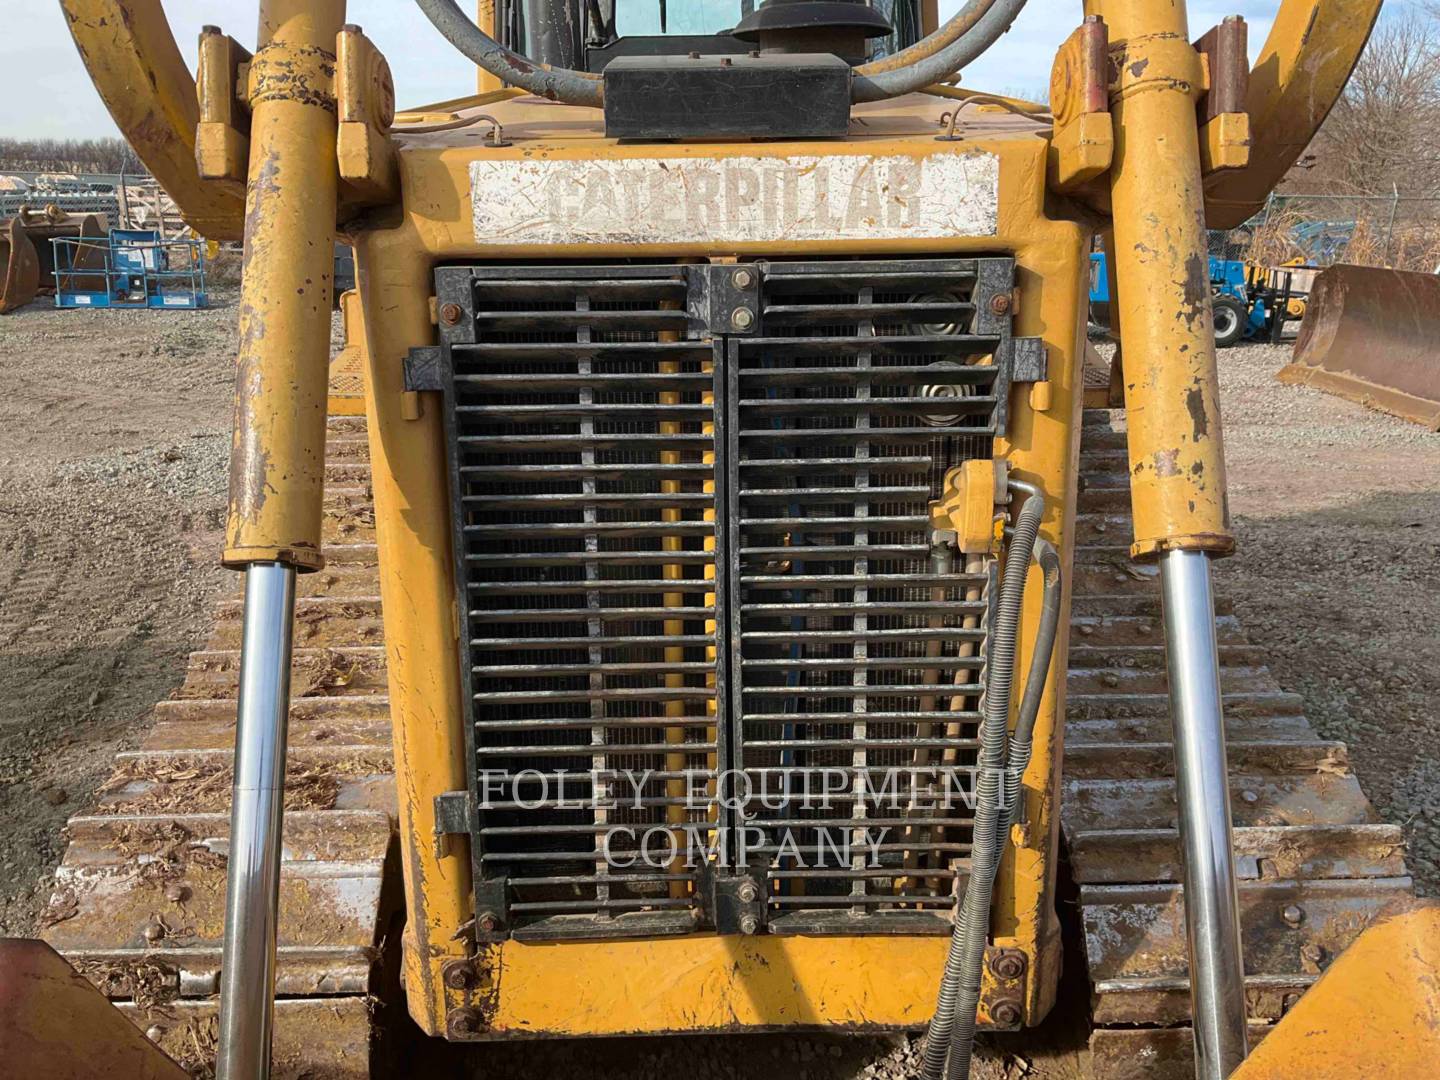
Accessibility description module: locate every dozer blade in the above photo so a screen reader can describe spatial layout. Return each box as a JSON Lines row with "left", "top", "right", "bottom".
{"left": 1278, "top": 264, "right": 1440, "bottom": 430}
{"left": 1230, "top": 899, "right": 1440, "bottom": 1079}
{"left": 0, "top": 939, "right": 189, "bottom": 1079}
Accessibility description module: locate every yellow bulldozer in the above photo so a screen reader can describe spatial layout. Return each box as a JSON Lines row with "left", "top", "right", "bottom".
{"left": 12, "top": 1, "right": 1440, "bottom": 1078}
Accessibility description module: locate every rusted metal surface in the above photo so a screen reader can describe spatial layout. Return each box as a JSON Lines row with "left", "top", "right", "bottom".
{"left": 1062, "top": 409, "right": 1418, "bottom": 1065}
{"left": 1279, "top": 264, "right": 1440, "bottom": 430}
{"left": 39, "top": 417, "right": 394, "bottom": 1078}
{"left": 0, "top": 939, "right": 189, "bottom": 1079}
{"left": 1194, "top": 17, "right": 1249, "bottom": 122}
{"left": 1092, "top": 1024, "right": 1274, "bottom": 1080}
{"left": 0, "top": 208, "right": 107, "bottom": 314}
{"left": 1205, "top": 0, "right": 1383, "bottom": 228}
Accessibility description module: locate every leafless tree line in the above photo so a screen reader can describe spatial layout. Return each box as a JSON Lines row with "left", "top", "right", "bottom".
{"left": 1292, "top": 6, "right": 1440, "bottom": 199}
{"left": 0, "top": 137, "right": 137, "bottom": 175}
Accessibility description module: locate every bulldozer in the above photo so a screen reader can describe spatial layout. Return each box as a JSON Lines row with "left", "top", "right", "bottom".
{"left": 20, "top": 1, "right": 1440, "bottom": 1078}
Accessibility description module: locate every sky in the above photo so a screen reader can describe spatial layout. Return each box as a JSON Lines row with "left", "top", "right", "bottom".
{"left": 0, "top": 1, "right": 1412, "bottom": 140}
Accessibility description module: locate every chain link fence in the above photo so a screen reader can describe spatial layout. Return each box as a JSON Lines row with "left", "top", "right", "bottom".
{"left": 1209, "top": 192, "right": 1440, "bottom": 273}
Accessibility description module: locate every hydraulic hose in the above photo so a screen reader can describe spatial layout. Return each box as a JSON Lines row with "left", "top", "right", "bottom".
{"left": 414, "top": 0, "right": 604, "bottom": 106}
{"left": 999, "top": 537, "right": 1061, "bottom": 843}
{"left": 922, "top": 485, "right": 1044, "bottom": 1080}
{"left": 851, "top": 0, "right": 1028, "bottom": 103}
{"left": 414, "top": 0, "right": 1028, "bottom": 106}
{"left": 855, "top": 0, "right": 998, "bottom": 76}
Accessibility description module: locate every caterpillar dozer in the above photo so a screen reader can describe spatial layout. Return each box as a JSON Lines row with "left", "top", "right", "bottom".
{"left": 26, "top": 1, "right": 1440, "bottom": 1078}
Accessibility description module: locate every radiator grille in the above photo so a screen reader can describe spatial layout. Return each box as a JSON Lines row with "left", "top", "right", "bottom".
{"left": 731, "top": 262, "right": 998, "bottom": 929}
{"left": 435, "top": 258, "right": 1030, "bottom": 939}
{"left": 446, "top": 267, "right": 723, "bottom": 936}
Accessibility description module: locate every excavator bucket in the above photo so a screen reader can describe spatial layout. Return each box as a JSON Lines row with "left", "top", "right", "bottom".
{"left": 0, "top": 207, "right": 108, "bottom": 314}
{"left": 1278, "top": 264, "right": 1440, "bottom": 430}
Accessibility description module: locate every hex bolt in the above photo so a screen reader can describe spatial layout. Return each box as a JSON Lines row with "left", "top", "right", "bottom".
{"left": 1300, "top": 943, "right": 1326, "bottom": 965}
{"left": 342, "top": 23, "right": 363, "bottom": 34}
{"left": 440, "top": 302, "right": 463, "bottom": 326}
{"left": 739, "top": 914, "right": 760, "bottom": 935}
{"left": 448, "top": 1007, "right": 482, "bottom": 1036}
{"left": 202, "top": 25, "right": 221, "bottom": 35}
{"left": 991, "top": 999, "right": 1023, "bottom": 1026}
{"left": 732, "top": 268, "right": 754, "bottom": 290}
{"left": 1281, "top": 904, "right": 1305, "bottom": 928}
{"left": 989, "top": 950, "right": 1027, "bottom": 980}
{"left": 143, "top": 919, "right": 165, "bottom": 943}
{"left": 476, "top": 911, "right": 500, "bottom": 933}
{"left": 145, "top": 1025, "right": 166, "bottom": 1042}
{"left": 443, "top": 960, "right": 476, "bottom": 991}
{"left": 988, "top": 293, "right": 1011, "bottom": 316}
{"left": 731, "top": 307, "right": 755, "bottom": 330}
{"left": 737, "top": 881, "right": 760, "bottom": 904}
{"left": 164, "top": 882, "right": 189, "bottom": 904}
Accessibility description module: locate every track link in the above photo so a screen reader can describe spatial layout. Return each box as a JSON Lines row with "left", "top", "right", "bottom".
{"left": 39, "top": 416, "right": 395, "bottom": 1079}
{"left": 1063, "top": 409, "right": 1413, "bottom": 1078}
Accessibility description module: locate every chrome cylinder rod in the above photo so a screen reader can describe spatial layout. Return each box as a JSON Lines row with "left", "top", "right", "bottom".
{"left": 217, "top": 562, "right": 298, "bottom": 1080}
{"left": 1159, "top": 549, "right": 1248, "bottom": 1079}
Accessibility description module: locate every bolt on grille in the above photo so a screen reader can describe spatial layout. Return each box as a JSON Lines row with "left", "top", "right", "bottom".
{"left": 728, "top": 261, "right": 1002, "bottom": 932}
{"left": 442, "top": 266, "right": 725, "bottom": 939}
{"left": 431, "top": 258, "right": 1036, "bottom": 940}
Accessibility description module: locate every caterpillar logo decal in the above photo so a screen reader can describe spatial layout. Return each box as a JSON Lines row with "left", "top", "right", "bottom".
{"left": 470, "top": 151, "right": 1000, "bottom": 245}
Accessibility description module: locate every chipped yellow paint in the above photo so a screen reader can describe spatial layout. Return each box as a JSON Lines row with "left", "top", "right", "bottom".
{"left": 222, "top": 1, "right": 345, "bottom": 572}
{"left": 58, "top": 0, "right": 245, "bottom": 240}
{"left": 355, "top": 110, "right": 1087, "bottom": 1034}
{"left": 1233, "top": 902, "right": 1440, "bottom": 1079}
{"left": 352, "top": 225, "right": 473, "bottom": 1036}
{"left": 1085, "top": 0, "right": 1234, "bottom": 559}
{"left": 1205, "top": 0, "right": 1382, "bottom": 228}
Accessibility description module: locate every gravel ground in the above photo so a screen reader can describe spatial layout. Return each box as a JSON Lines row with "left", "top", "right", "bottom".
{"left": 0, "top": 295, "right": 238, "bottom": 934}
{"left": 1211, "top": 342, "right": 1440, "bottom": 894}
{"left": 0, "top": 299, "right": 1435, "bottom": 1074}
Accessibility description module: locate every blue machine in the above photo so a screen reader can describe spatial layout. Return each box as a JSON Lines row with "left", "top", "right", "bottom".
{"left": 50, "top": 228, "right": 208, "bottom": 309}
{"left": 1089, "top": 251, "right": 1299, "bottom": 347}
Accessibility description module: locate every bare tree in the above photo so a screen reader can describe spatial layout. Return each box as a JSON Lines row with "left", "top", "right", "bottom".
{"left": 1290, "top": 9, "right": 1440, "bottom": 197}
{"left": 0, "top": 137, "right": 138, "bottom": 175}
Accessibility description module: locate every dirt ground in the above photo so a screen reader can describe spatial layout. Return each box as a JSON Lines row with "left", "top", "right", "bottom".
{"left": 0, "top": 295, "right": 236, "bottom": 934}
{"left": 0, "top": 303, "right": 1436, "bottom": 1077}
